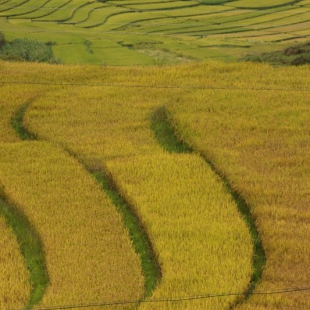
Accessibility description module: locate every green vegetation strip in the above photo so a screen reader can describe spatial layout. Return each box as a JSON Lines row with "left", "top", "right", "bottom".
{"left": 10, "top": 102, "right": 48, "bottom": 308}
{"left": 14, "top": 102, "right": 161, "bottom": 299}
{"left": 151, "top": 106, "right": 192, "bottom": 153}
{"left": 0, "top": 195, "right": 49, "bottom": 308}
{"left": 92, "top": 169, "right": 161, "bottom": 297}
{"left": 11, "top": 102, "right": 36, "bottom": 140}
{"left": 151, "top": 106, "right": 266, "bottom": 302}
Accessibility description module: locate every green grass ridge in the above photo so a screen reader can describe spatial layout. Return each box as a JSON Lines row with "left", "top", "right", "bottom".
{"left": 151, "top": 106, "right": 266, "bottom": 305}
{"left": 9, "top": 102, "right": 48, "bottom": 308}
{"left": 12, "top": 102, "right": 36, "bottom": 140}
{"left": 151, "top": 106, "right": 192, "bottom": 153}
{"left": 0, "top": 195, "right": 49, "bottom": 309}
{"left": 92, "top": 169, "right": 161, "bottom": 298}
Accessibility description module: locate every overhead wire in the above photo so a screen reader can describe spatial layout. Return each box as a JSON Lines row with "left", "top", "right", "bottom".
{"left": 8, "top": 286, "right": 310, "bottom": 310}
{"left": 1, "top": 80, "right": 310, "bottom": 92}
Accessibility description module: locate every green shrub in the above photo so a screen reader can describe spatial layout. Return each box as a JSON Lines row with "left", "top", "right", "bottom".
{"left": 0, "top": 32, "right": 5, "bottom": 49}
{"left": 0, "top": 38, "right": 60, "bottom": 63}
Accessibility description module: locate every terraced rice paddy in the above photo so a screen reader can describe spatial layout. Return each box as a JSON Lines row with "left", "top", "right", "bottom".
{"left": 1, "top": 0, "right": 310, "bottom": 64}
{"left": 0, "top": 141, "right": 145, "bottom": 309}
{"left": 0, "top": 60, "right": 309, "bottom": 309}
{"left": 24, "top": 83, "right": 254, "bottom": 310}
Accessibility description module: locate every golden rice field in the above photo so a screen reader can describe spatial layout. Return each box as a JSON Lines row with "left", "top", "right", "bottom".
{"left": 0, "top": 141, "right": 144, "bottom": 309}
{"left": 0, "top": 60, "right": 310, "bottom": 309}
{"left": 164, "top": 66, "right": 310, "bottom": 309}
{"left": 24, "top": 83, "right": 254, "bottom": 309}
{"left": 108, "top": 153, "right": 253, "bottom": 310}
{"left": 0, "top": 216, "right": 30, "bottom": 309}
{"left": 0, "top": 84, "right": 45, "bottom": 142}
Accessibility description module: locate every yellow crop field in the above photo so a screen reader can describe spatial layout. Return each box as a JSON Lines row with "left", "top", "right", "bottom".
{"left": 165, "top": 70, "right": 310, "bottom": 308}
{"left": 23, "top": 72, "right": 253, "bottom": 309}
{"left": 108, "top": 153, "right": 253, "bottom": 310}
{"left": 0, "top": 84, "right": 45, "bottom": 142}
{"left": 24, "top": 86, "right": 163, "bottom": 161}
{"left": 0, "top": 215, "right": 30, "bottom": 309}
{"left": 0, "top": 60, "right": 310, "bottom": 309}
{"left": 0, "top": 141, "right": 144, "bottom": 309}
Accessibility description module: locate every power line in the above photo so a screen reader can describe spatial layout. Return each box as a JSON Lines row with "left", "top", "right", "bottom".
{"left": 1, "top": 80, "right": 310, "bottom": 92}
{"left": 10, "top": 286, "right": 310, "bottom": 310}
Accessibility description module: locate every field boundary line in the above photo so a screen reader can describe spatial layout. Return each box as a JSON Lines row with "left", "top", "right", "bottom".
{"left": 0, "top": 100, "right": 51, "bottom": 308}
{"left": 1, "top": 0, "right": 52, "bottom": 18}
{"left": 1, "top": 81, "right": 310, "bottom": 92}
{"left": 0, "top": 190, "right": 49, "bottom": 308}
{"left": 8, "top": 285, "right": 310, "bottom": 310}
{"left": 90, "top": 165, "right": 162, "bottom": 298}
{"left": 0, "top": 0, "right": 29, "bottom": 13}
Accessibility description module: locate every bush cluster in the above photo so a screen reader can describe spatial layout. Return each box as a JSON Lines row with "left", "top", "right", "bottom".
{"left": 0, "top": 37, "right": 60, "bottom": 63}
{"left": 0, "top": 32, "right": 5, "bottom": 49}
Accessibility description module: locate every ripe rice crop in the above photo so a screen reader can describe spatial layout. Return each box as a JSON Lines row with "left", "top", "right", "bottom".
{"left": 0, "top": 84, "right": 45, "bottom": 142}
{"left": 1, "top": 60, "right": 310, "bottom": 309}
{"left": 0, "top": 141, "right": 144, "bottom": 309}
{"left": 107, "top": 153, "right": 253, "bottom": 310}
{"left": 23, "top": 72, "right": 253, "bottom": 309}
{"left": 165, "top": 64, "right": 310, "bottom": 308}
{"left": 0, "top": 210, "right": 31, "bottom": 309}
